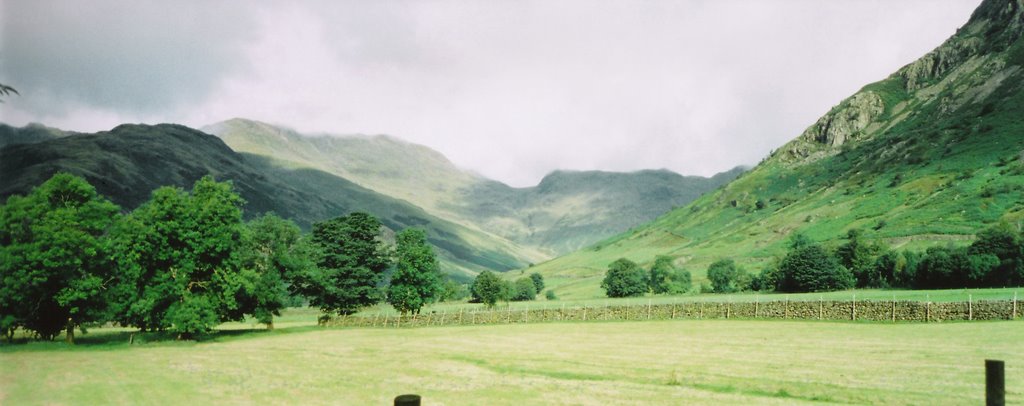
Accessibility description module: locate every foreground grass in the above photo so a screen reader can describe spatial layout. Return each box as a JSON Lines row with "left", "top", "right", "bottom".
{"left": 2, "top": 319, "right": 1021, "bottom": 405}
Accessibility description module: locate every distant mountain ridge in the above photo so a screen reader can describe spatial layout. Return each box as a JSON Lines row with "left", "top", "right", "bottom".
{"left": 205, "top": 118, "right": 743, "bottom": 255}
{"left": 0, "top": 123, "right": 544, "bottom": 280}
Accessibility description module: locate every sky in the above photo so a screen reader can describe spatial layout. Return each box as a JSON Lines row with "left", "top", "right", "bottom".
{"left": 0, "top": 0, "right": 981, "bottom": 187}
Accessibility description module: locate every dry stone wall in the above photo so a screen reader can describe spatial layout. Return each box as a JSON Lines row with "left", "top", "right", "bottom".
{"left": 325, "top": 299, "right": 1021, "bottom": 328}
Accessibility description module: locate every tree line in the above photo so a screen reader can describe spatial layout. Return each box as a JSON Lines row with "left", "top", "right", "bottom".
{"left": 600, "top": 224, "right": 1024, "bottom": 297}
{"left": 468, "top": 270, "right": 549, "bottom": 307}
{"left": 0, "top": 173, "right": 444, "bottom": 342}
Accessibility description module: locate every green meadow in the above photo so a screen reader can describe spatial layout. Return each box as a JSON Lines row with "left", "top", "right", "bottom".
{"left": 3, "top": 316, "right": 1021, "bottom": 405}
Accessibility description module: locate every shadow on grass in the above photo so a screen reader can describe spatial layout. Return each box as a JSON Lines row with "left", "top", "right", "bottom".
{"left": 0, "top": 324, "right": 330, "bottom": 353}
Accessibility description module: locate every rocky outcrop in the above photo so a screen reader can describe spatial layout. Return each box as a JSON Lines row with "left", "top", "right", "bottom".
{"left": 798, "top": 91, "right": 884, "bottom": 148}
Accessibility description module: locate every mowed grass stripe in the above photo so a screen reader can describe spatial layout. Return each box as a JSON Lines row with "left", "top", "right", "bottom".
{"left": 4, "top": 319, "right": 1020, "bottom": 405}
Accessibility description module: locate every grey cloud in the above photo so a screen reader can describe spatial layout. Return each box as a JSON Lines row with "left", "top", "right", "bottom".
{"left": 0, "top": 0, "right": 259, "bottom": 115}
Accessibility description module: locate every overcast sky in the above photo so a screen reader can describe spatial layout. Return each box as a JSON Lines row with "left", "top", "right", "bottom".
{"left": 0, "top": 0, "right": 980, "bottom": 186}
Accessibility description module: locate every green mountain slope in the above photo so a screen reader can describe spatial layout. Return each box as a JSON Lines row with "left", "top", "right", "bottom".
{"left": 0, "top": 123, "right": 542, "bottom": 280}
{"left": 532, "top": 0, "right": 1024, "bottom": 299}
{"left": 204, "top": 118, "right": 742, "bottom": 255}
{"left": 0, "top": 123, "right": 68, "bottom": 148}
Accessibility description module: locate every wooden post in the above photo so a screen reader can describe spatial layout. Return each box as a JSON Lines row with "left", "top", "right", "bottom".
{"left": 926, "top": 301, "right": 931, "bottom": 323}
{"left": 754, "top": 296, "right": 758, "bottom": 319}
{"left": 1013, "top": 292, "right": 1018, "bottom": 320}
{"left": 891, "top": 296, "right": 896, "bottom": 323}
{"left": 699, "top": 302, "right": 704, "bottom": 319}
{"left": 440, "top": 310, "right": 446, "bottom": 326}
{"left": 785, "top": 296, "right": 789, "bottom": 319}
{"left": 583, "top": 306, "right": 587, "bottom": 322}
{"left": 561, "top": 303, "right": 566, "bottom": 321}
{"left": 395, "top": 394, "right": 421, "bottom": 406}
{"left": 647, "top": 299, "right": 652, "bottom": 320}
{"left": 384, "top": 314, "right": 390, "bottom": 328}
{"left": 374, "top": 313, "right": 379, "bottom": 327}
{"left": 507, "top": 306, "right": 512, "bottom": 324}
{"left": 819, "top": 296, "right": 823, "bottom": 320}
{"left": 986, "top": 359, "right": 1005, "bottom": 406}
{"left": 852, "top": 294, "right": 857, "bottom": 321}
{"left": 129, "top": 333, "right": 135, "bottom": 345}
{"left": 969, "top": 294, "right": 973, "bottom": 321}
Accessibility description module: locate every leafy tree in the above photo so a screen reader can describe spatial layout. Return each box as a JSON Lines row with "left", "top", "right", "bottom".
{"left": 0, "top": 83, "right": 17, "bottom": 102}
{"left": 0, "top": 173, "right": 120, "bottom": 343}
{"left": 969, "top": 222, "right": 1023, "bottom": 286}
{"left": 297, "top": 212, "right": 391, "bottom": 316}
{"left": 110, "top": 176, "right": 249, "bottom": 339}
{"left": 471, "top": 270, "right": 504, "bottom": 308}
{"left": 706, "top": 259, "right": 748, "bottom": 293}
{"left": 544, "top": 290, "right": 557, "bottom": 300}
{"left": 601, "top": 258, "right": 648, "bottom": 297}
{"left": 239, "top": 213, "right": 307, "bottom": 330}
{"left": 836, "top": 229, "right": 886, "bottom": 287}
{"left": 511, "top": 277, "right": 537, "bottom": 301}
{"left": 529, "top": 272, "right": 545, "bottom": 293}
{"left": 386, "top": 228, "right": 441, "bottom": 315}
{"left": 788, "top": 233, "right": 813, "bottom": 250}
{"left": 649, "top": 256, "right": 691, "bottom": 294}
{"left": 438, "top": 279, "right": 469, "bottom": 302}
{"left": 776, "top": 242, "right": 854, "bottom": 292}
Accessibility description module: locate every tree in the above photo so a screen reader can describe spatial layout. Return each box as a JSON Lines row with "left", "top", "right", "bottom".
{"left": 110, "top": 176, "right": 249, "bottom": 339}
{"left": 239, "top": 213, "right": 307, "bottom": 330}
{"left": 836, "top": 229, "right": 886, "bottom": 288}
{"left": 511, "top": 278, "right": 537, "bottom": 301}
{"left": 969, "top": 222, "right": 1023, "bottom": 286}
{"left": 0, "top": 83, "right": 17, "bottom": 102}
{"left": 601, "top": 258, "right": 648, "bottom": 298}
{"left": 706, "top": 259, "right": 748, "bottom": 293}
{"left": 438, "top": 279, "right": 469, "bottom": 302}
{"left": 471, "top": 270, "right": 504, "bottom": 308}
{"left": 386, "top": 228, "right": 441, "bottom": 315}
{"left": 0, "top": 173, "right": 120, "bottom": 343}
{"left": 776, "top": 242, "right": 854, "bottom": 293}
{"left": 529, "top": 272, "right": 545, "bottom": 293}
{"left": 297, "top": 212, "right": 391, "bottom": 316}
{"left": 649, "top": 256, "right": 691, "bottom": 294}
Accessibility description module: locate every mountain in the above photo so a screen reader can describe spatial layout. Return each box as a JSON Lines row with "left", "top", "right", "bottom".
{"left": 0, "top": 122, "right": 68, "bottom": 148}
{"left": 0, "top": 123, "right": 545, "bottom": 280}
{"left": 204, "top": 118, "right": 742, "bottom": 255}
{"left": 530, "top": 0, "right": 1024, "bottom": 299}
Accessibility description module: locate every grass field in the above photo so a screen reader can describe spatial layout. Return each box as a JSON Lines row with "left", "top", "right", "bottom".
{"left": 2, "top": 317, "right": 1021, "bottom": 405}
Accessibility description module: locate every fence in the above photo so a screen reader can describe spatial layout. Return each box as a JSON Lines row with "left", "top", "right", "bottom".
{"left": 325, "top": 297, "right": 1021, "bottom": 328}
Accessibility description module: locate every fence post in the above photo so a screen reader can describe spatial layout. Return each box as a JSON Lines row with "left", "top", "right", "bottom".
{"left": 785, "top": 296, "right": 789, "bottom": 320}
{"left": 969, "top": 294, "right": 973, "bottom": 321}
{"left": 384, "top": 314, "right": 390, "bottom": 328}
{"left": 583, "top": 306, "right": 587, "bottom": 322}
{"left": 440, "top": 310, "right": 446, "bottom": 326}
{"left": 1013, "top": 292, "right": 1018, "bottom": 320}
{"left": 648, "top": 299, "right": 652, "bottom": 320}
{"left": 818, "top": 296, "right": 823, "bottom": 320}
{"left": 754, "top": 296, "right": 758, "bottom": 319}
{"left": 507, "top": 306, "right": 511, "bottom": 324}
{"left": 852, "top": 294, "right": 857, "bottom": 321}
{"left": 986, "top": 359, "right": 1005, "bottom": 406}
{"left": 891, "top": 296, "right": 896, "bottom": 323}
{"left": 394, "top": 394, "right": 421, "bottom": 406}
{"left": 926, "top": 301, "right": 931, "bottom": 323}
{"left": 699, "top": 302, "right": 704, "bottom": 319}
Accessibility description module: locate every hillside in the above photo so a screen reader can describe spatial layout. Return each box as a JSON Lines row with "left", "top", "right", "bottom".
{"left": 205, "top": 118, "right": 742, "bottom": 255}
{"left": 532, "top": 0, "right": 1024, "bottom": 299}
{"left": 0, "top": 123, "right": 67, "bottom": 148}
{"left": 0, "top": 123, "right": 544, "bottom": 280}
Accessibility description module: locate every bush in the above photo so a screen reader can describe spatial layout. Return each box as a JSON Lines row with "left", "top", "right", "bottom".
{"left": 776, "top": 243, "right": 854, "bottom": 292}
{"left": 601, "top": 258, "right": 648, "bottom": 298}
{"left": 544, "top": 290, "right": 557, "bottom": 300}
{"left": 706, "top": 259, "right": 748, "bottom": 293}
